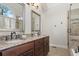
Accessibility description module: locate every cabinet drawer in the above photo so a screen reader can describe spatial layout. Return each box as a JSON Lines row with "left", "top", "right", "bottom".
{"left": 44, "top": 36, "right": 49, "bottom": 42}
{"left": 2, "top": 41, "right": 34, "bottom": 56}
{"left": 44, "top": 41, "right": 49, "bottom": 46}
{"left": 35, "top": 46, "right": 43, "bottom": 52}
{"left": 35, "top": 39, "right": 43, "bottom": 47}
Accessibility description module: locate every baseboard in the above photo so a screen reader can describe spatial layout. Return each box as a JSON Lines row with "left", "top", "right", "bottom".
{"left": 50, "top": 44, "right": 67, "bottom": 49}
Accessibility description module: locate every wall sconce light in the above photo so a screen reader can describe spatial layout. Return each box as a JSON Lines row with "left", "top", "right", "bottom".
{"left": 27, "top": 3, "right": 39, "bottom": 9}
{"left": 31, "top": 3, "right": 34, "bottom": 6}
{"left": 31, "top": 3, "right": 39, "bottom": 9}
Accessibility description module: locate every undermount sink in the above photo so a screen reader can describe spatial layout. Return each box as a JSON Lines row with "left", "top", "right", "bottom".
{"left": 5, "top": 39, "right": 24, "bottom": 44}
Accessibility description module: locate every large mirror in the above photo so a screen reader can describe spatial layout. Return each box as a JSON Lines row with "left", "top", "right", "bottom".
{"left": 31, "top": 10, "right": 41, "bottom": 35}
{"left": 0, "top": 3, "right": 24, "bottom": 31}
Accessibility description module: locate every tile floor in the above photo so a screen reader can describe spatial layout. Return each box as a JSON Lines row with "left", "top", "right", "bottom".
{"left": 48, "top": 46, "right": 70, "bottom": 56}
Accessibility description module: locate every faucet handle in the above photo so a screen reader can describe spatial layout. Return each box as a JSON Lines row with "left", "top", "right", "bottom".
{"left": 6, "top": 35, "right": 11, "bottom": 41}
{"left": 11, "top": 32, "right": 16, "bottom": 39}
{"left": 16, "top": 34, "right": 22, "bottom": 39}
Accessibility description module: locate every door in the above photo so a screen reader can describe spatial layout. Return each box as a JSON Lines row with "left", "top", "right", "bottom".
{"left": 68, "top": 4, "right": 79, "bottom": 48}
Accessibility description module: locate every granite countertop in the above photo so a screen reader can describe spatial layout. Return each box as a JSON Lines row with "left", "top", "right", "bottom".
{"left": 0, "top": 35, "right": 48, "bottom": 51}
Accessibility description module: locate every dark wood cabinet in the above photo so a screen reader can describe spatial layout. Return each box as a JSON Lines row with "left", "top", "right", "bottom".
{"left": 34, "top": 36, "right": 49, "bottom": 56}
{"left": 43, "top": 36, "right": 49, "bottom": 56}
{"left": 0, "top": 36, "right": 49, "bottom": 56}
{"left": 34, "top": 38, "right": 44, "bottom": 56}
{"left": 0, "top": 41, "right": 34, "bottom": 56}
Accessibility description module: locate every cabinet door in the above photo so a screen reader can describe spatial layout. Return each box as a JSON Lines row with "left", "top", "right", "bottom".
{"left": 35, "top": 46, "right": 43, "bottom": 56}
{"left": 34, "top": 38, "right": 44, "bottom": 56}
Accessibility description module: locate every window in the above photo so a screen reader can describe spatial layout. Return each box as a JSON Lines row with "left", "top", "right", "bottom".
{"left": 0, "top": 4, "right": 14, "bottom": 18}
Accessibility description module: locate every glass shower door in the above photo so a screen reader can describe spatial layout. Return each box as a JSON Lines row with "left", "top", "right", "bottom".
{"left": 69, "top": 4, "right": 79, "bottom": 48}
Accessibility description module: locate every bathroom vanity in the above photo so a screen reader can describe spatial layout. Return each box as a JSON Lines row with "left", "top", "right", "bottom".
{"left": 0, "top": 35, "right": 49, "bottom": 56}
{"left": 0, "top": 3, "right": 49, "bottom": 56}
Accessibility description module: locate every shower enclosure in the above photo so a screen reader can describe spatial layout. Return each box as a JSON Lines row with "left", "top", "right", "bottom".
{"left": 68, "top": 4, "right": 79, "bottom": 49}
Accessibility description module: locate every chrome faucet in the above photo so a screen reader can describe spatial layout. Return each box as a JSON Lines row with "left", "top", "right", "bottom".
{"left": 11, "top": 32, "right": 16, "bottom": 40}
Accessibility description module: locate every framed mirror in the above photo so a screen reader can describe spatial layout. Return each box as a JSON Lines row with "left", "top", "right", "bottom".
{"left": 31, "top": 10, "right": 41, "bottom": 35}
{"left": 0, "top": 3, "right": 24, "bottom": 32}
